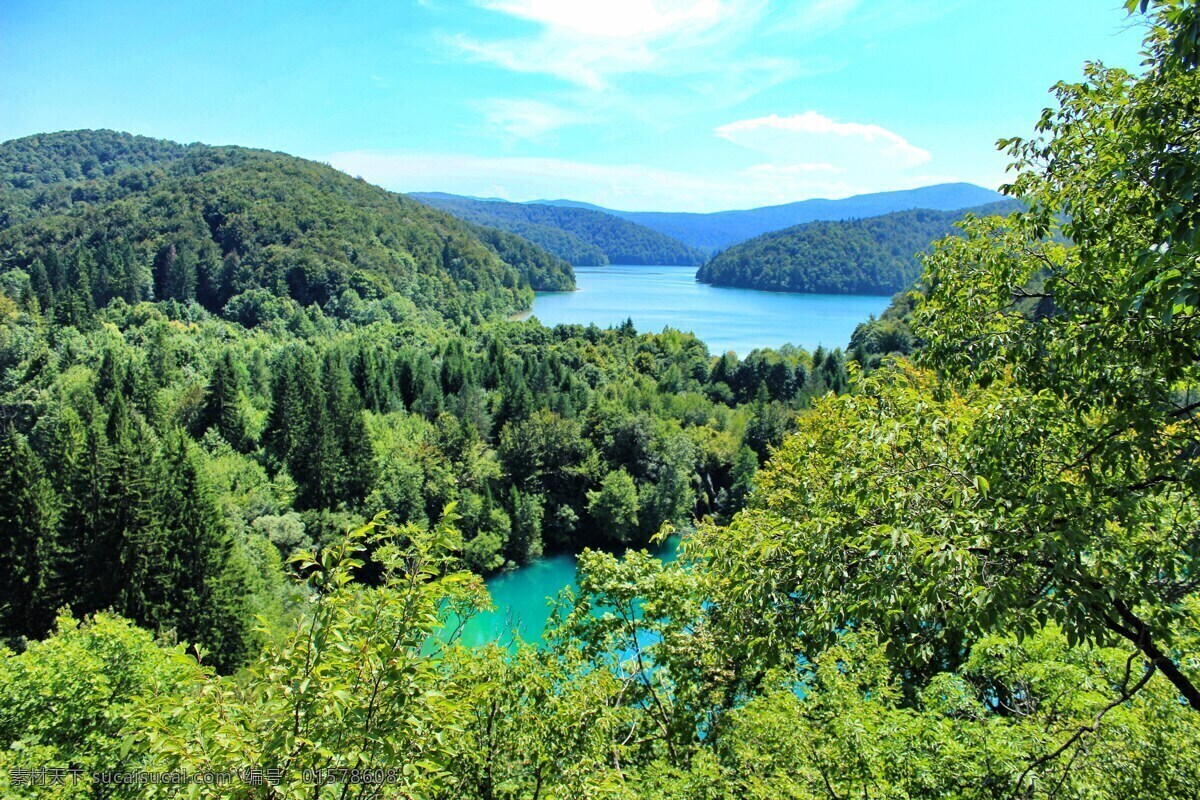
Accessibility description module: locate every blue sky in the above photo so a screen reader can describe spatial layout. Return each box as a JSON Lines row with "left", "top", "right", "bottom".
{"left": 2, "top": 0, "right": 1146, "bottom": 212}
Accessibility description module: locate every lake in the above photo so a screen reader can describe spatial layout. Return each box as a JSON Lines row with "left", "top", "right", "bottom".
{"left": 458, "top": 536, "right": 681, "bottom": 648}
{"left": 521, "top": 265, "right": 892, "bottom": 357}
{"left": 464, "top": 264, "right": 888, "bottom": 646}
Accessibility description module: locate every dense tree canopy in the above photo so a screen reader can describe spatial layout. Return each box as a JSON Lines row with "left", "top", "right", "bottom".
{"left": 697, "top": 201, "right": 1020, "bottom": 295}
{"left": 0, "top": 130, "right": 193, "bottom": 228}
{"left": 0, "top": 132, "right": 839, "bottom": 668}
{"left": 700, "top": 201, "right": 1017, "bottom": 296}
{"left": 692, "top": 0, "right": 1200, "bottom": 716}
{"left": 414, "top": 193, "right": 707, "bottom": 266}
{"left": 0, "top": 132, "right": 576, "bottom": 324}
{"left": 3, "top": 2, "right": 1199, "bottom": 798}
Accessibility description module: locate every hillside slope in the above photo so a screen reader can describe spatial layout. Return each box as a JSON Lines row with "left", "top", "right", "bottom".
{"left": 696, "top": 201, "right": 1020, "bottom": 295}
{"left": 0, "top": 131, "right": 574, "bottom": 322}
{"left": 412, "top": 193, "right": 705, "bottom": 266}
{"left": 539, "top": 183, "right": 1007, "bottom": 252}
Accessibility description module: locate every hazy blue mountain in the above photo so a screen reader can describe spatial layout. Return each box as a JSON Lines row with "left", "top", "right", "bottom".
{"left": 411, "top": 193, "right": 705, "bottom": 266}
{"left": 529, "top": 183, "right": 1007, "bottom": 252}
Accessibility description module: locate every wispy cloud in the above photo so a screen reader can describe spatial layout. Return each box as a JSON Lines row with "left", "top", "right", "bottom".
{"left": 744, "top": 162, "right": 843, "bottom": 176}
{"left": 473, "top": 98, "right": 592, "bottom": 139}
{"left": 448, "top": 0, "right": 774, "bottom": 90}
{"left": 791, "top": 0, "right": 862, "bottom": 30}
{"left": 438, "top": 0, "right": 876, "bottom": 144}
{"left": 715, "top": 111, "right": 932, "bottom": 170}
{"left": 478, "top": 0, "right": 728, "bottom": 39}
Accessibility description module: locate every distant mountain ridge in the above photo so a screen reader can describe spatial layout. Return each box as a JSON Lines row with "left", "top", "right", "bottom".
{"left": 696, "top": 200, "right": 1021, "bottom": 296}
{"left": 529, "top": 183, "right": 1008, "bottom": 252}
{"left": 410, "top": 193, "right": 705, "bottom": 266}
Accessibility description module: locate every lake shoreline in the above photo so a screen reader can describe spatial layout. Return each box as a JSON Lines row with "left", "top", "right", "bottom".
{"left": 522, "top": 264, "right": 890, "bottom": 357}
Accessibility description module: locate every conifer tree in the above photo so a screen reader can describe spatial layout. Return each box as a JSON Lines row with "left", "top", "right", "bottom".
{"left": 266, "top": 346, "right": 327, "bottom": 508}
{"left": 64, "top": 413, "right": 120, "bottom": 614}
{"left": 153, "top": 242, "right": 198, "bottom": 302}
{"left": 0, "top": 429, "right": 63, "bottom": 639}
{"left": 195, "top": 349, "right": 250, "bottom": 451}
{"left": 115, "top": 239, "right": 151, "bottom": 303}
{"left": 114, "top": 422, "right": 169, "bottom": 632}
{"left": 507, "top": 487, "right": 544, "bottom": 564}
{"left": 158, "top": 432, "right": 253, "bottom": 671}
{"left": 29, "top": 258, "right": 53, "bottom": 310}
{"left": 95, "top": 348, "right": 124, "bottom": 405}
{"left": 56, "top": 247, "right": 95, "bottom": 327}
{"left": 322, "top": 349, "right": 375, "bottom": 504}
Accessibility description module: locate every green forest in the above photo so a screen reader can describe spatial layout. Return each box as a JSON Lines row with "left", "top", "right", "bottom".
{"left": 412, "top": 193, "right": 707, "bottom": 266}
{"left": 697, "top": 200, "right": 1021, "bottom": 295}
{"left": 1, "top": 2, "right": 1200, "bottom": 798}
{"left": 0, "top": 128, "right": 849, "bottom": 673}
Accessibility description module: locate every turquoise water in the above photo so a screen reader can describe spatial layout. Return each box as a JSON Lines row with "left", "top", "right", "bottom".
{"left": 462, "top": 265, "right": 886, "bottom": 646}
{"left": 524, "top": 265, "right": 891, "bottom": 357}
{"left": 458, "top": 537, "right": 680, "bottom": 648}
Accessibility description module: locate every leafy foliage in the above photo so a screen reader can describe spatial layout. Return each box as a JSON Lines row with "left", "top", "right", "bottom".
{"left": 0, "top": 131, "right": 575, "bottom": 324}
{"left": 0, "top": 129, "right": 838, "bottom": 668}
{"left": 5, "top": 5, "right": 1199, "bottom": 798}
{"left": 414, "top": 193, "right": 706, "bottom": 266}
{"left": 697, "top": 201, "right": 1019, "bottom": 295}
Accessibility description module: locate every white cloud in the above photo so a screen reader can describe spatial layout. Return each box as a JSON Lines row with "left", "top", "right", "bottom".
{"left": 715, "top": 111, "right": 932, "bottom": 169}
{"left": 325, "top": 149, "right": 972, "bottom": 213}
{"left": 792, "top": 0, "right": 861, "bottom": 30}
{"left": 478, "top": 0, "right": 727, "bottom": 39}
{"left": 449, "top": 0, "right": 773, "bottom": 90}
{"left": 474, "top": 98, "right": 591, "bottom": 138}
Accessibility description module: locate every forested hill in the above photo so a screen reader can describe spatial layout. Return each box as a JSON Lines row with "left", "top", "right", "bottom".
{"left": 0, "top": 129, "right": 194, "bottom": 228}
{"left": 0, "top": 130, "right": 575, "bottom": 322}
{"left": 0, "top": 128, "right": 826, "bottom": 675}
{"left": 696, "top": 200, "right": 1021, "bottom": 295}
{"left": 411, "top": 192, "right": 706, "bottom": 266}
{"left": 538, "top": 183, "right": 1007, "bottom": 252}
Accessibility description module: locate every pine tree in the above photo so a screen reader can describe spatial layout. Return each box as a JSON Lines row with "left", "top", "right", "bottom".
{"left": 91, "top": 239, "right": 122, "bottom": 307}
{"left": 113, "top": 422, "right": 170, "bottom": 632}
{"left": 726, "top": 445, "right": 758, "bottom": 513}
{"left": 322, "top": 349, "right": 375, "bottom": 504}
{"left": 195, "top": 349, "right": 250, "bottom": 450}
{"left": 38, "top": 404, "right": 88, "bottom": 596}
{"left": 96, "top": 348, "right": 124, "bottom": 405}
{"left": 153, "top": 243, "right": 175, "bottom": 301}
{"left": 116, "top": 239, "right": 151, "bottom": 303}
{"left": 153, "top": 242, "right": 198, "bottom": 302}
{"left": 56, "top": 248, "right": 95, "bottom": 327}
{"left": 158, "top": 432, "right": 252, "bottom": 671}
{"left": 44, "top": 249, "right": 66, "bottom": 296}
{"left": 497, "top": 365, "right": 532, "bottom": 427}
{"left": 64, "top": 413, "right": 121, "bottom": 614}
{"left": 173, "top": 245, "right": 198, "bottom": 302}
{"left": 507, "top": 487, "right": 544, "bottom": 564}
{"left": 0, "top": 429, "right": 64, "bottom": 639}
{"left": 265, "top": 346, "right": 327, "bottom": 508}
{"left": 29, "top": 259, "right": 53, "bottom": 310}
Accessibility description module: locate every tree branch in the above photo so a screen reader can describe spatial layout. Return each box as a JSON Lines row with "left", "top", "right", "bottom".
{"left": 1013, "top": 650, "right": 1155, "bottom": 797}
{"left": 1106, "top": 597, "right": 1200, "bottom": 711}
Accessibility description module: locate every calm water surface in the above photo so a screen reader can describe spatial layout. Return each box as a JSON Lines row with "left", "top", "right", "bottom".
{"left": 459, "top": 536, "right": 680, "bottom": 648}
{"left": 522, "top": 265, "right": 891, "bottom": 356}
{"left": 465, "top": 265, "right": 887, "bottom": 645}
